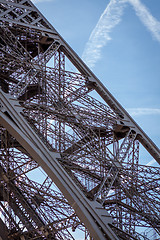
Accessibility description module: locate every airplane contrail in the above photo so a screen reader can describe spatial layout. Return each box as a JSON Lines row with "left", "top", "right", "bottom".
{"left": 82, "top": 0, "right": 160, "bottom": 68}
{"left": 82, "top": 0, "right": 127, "bottom": 69}
{"left": 127, "top": 108, "right": 160, "bottom": 117}
{"left": 128, "top": 0, "right": 160, "bottom": 42}
{"left": 146, "top": 159, "right": 156, "bottom": 166}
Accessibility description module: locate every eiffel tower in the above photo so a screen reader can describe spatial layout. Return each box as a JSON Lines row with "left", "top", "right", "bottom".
{"left": 0, "top": 0, "right": 160, "bottom": 239}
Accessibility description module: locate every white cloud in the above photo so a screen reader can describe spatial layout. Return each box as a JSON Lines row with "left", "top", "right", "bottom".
{"left": 82, "top": 0, "right": 127, "bottom": 69}
{"left": 82, "top": 0, "right": 160, "bottom": 69}
{"left": 127, "top": 108, "right": 160, "bottom": 117}
{"left": 128, "top": 0, "right": 160, "bottom": 42}
{"left": 31, "top": 0, "right": 53, "bottom": 4}
{"left": 146, "top": 159, "right": 156, "bottom": 166}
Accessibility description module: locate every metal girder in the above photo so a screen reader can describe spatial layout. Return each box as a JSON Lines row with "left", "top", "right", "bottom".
{"left": 0, "top": 90, "right": 119, "bottom": 240}
{"left": 0, "top": 0, "right": 160, "bottom": 239}
{"left": 1, "top": 0, "right": 159, "bottom": 163}
{"left": 0, "top": 0, "right": 55, "bottom": 32}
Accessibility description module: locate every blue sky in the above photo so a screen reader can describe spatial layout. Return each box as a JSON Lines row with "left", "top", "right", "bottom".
{"left": 33, "top": 0, "right": 160, "bottom": 165}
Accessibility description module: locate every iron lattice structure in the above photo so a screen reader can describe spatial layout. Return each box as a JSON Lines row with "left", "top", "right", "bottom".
{"left": 0, "top": 1, "right": 160, "bottom": 239}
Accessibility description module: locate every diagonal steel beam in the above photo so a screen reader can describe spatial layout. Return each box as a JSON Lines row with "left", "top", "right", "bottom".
{"left": 1, "top": 1, "right": 158, "bottom": 166}
{"left": 0, "top": 89, "right": 119, "bottom": 240}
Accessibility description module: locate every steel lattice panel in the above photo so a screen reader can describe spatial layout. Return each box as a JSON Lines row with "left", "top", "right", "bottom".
{"left": 0, "top": 1, "right": 160, "bottom": 240}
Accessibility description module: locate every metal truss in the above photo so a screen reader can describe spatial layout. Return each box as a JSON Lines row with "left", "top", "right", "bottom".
{"left": 0, "top": 0, "right": 160, "bottom": 239}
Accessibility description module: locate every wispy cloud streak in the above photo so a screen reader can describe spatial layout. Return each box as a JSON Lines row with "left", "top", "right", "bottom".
{"left": 31, "top": 0, "right": 53, "bottom": 4}
{"left": 82, "top": 0, "right": 126, "bottom": 69}
{"left": 146, "top": 159, "right": 156, "bottom": 166}
{"left": 82, "top": 0, "right": 160, "bottom": 69}
{"left": 128, "top": 0, "right": 160, "bottom": 42}
{"left": 127, "top": 108, "right": 160, "bottom": 117}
